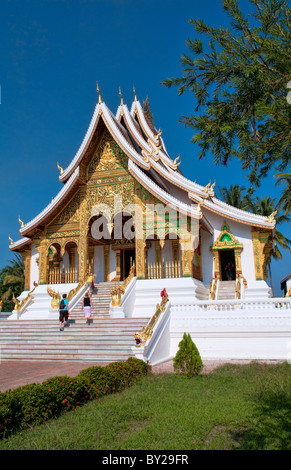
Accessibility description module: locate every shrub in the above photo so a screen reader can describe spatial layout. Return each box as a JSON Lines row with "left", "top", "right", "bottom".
{"left": 173, "top": 332, "right": 203, "bottom": 377}
{"left": 0, "top": 357, "right": 150, "bottom": 439}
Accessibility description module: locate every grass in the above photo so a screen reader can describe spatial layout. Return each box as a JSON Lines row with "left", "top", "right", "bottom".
{"left": 0, "top": 361, "right": 290, "bottom": 450}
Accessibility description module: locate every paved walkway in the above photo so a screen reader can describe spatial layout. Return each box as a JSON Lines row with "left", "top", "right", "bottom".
{"left": 0, "top": 361, "right": 111, "bottom": 392}
{"left": 0, "top": 359, "right": 245, "bottom": 392}
{"left": 0, "top": 360, "right": 176, "bottom": 392}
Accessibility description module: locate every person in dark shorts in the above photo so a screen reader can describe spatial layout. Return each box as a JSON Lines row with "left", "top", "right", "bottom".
{"left": 59, "top": 294, "right": 69, "bottom": 331}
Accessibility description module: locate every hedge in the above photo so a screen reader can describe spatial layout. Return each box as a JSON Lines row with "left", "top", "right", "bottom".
{"left": 0, "top": 357, "right": 150, "bottom": 439}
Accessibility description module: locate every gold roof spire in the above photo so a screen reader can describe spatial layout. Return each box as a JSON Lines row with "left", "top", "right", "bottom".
{"left": 133, "top": 85, "right": 137, "bottom": 101}
{"left": 173, "top": 155, "right": 181, "bottom": 165}
{"left": 96, "top": 81, "right": 102, "bottom": 104}
{"left": 57, "top": 162, "right": 64, "bottom": 175}
{"left": 18, "top": 216, "right": 24, "bottom": 229}
{"left": 9, "top": 235, "right": 13, "bottom": 245}
{"left": 119, "top": 87, "right": 124, "bottom": 105}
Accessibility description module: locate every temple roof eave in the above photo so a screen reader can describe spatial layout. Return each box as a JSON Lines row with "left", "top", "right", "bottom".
{"left": 9, "top": 237, "right": 31, "bottom": 252}
{"left": 128, "top": 159, "right": 203, "bottom": 220}
{"left": 17, "top": 94, "right": 275, "bottom": 239}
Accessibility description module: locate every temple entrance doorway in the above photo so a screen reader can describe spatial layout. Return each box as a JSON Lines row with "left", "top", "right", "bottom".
{"left": 220, "top": 249, "right": 236, "bottom": 281}
{"left": 122, "top": 248, "right": 135, "bottom": 281}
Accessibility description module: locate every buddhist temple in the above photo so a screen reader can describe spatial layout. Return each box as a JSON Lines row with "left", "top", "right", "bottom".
{"left": 9, "top": 87, "right": 276, "bottom": 297}
{"left": 6, "top": 86, "right": 290, "bottom": 364}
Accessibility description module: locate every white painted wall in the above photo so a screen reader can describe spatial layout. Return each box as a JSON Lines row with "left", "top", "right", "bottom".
{"left": 30, "top": 244, "right": 39, "bottom": 289}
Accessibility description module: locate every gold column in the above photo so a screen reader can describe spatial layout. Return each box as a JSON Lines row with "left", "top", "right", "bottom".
{"left": 234, "top": 247, "right": 242, "bottom": 277}
{"left": 251, "top": 228, "right": 272, "bottom": 281}
{"left": 21, "top": 247, "right": 31, "bottom": 290}
{"left": 88, "top": 246, "right": 94, "bottom": 273}
{"left": 115, "top": 249, "right": 121, "bottom": 281}
{"left": 37, "top": 237, "right": 48, "bottom": 285}
{"left": 212, "top": 248, "right": 220, "bottom": 279}
{"left": 136, "top": 238, "right": 146, "bottom": 279}
{"left": 180, "top": 237, "right": 194, "bottom": 277}
{"left": 104, "top": 245, "right": 110, "bottom": 282}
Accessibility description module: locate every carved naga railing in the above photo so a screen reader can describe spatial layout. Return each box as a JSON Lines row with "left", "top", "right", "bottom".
{"left": 134, "top": 289, "right": 169, "bottom": 347}
{"left": 235, "top": 273, "right": 248, "bottom": 300}
{"left": 47, "top": 274, "right": 93, "bottom": 309}
{"left": 209, "top": 277, "right": 218, "bottom": 300}
{"left": 12, "top": 282, "right": 39, "bottom": 316}
{"left": 110, "top": 263, "right": 135, "bottom": 307}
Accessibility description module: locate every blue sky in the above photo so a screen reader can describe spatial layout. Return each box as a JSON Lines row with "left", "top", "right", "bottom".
{"left": 0, "top": 0, "right": 290, "bottom": 295}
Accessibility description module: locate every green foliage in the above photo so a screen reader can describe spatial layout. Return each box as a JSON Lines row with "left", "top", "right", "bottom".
{"left": 0, "top": 362, "right": 290, "bottom": 450}
{"left": 0, "top": 254, "right": 25, "bottom": 312}
{"left": 0, "top": 358, "right": 150, "bottom": 439}
{"left": 162, "top": 0, "right": 291, "bottom": 187}
{"left": 218, "top": 184, "right": 250, "bottom": 210}
{"left": 173, "top": 333, "right": 203, "bottom": 377}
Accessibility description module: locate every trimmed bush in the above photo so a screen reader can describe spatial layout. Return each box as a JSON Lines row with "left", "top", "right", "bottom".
{"left": 173, "top": 332, "right": 203, "bottom": 377}
{"left": 0, "top": 357, "right": 150, "bottom": 439}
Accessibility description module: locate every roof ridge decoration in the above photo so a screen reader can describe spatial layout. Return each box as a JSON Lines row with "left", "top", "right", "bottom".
{"left": 96, "top": 81, "right": 102, "bottom": 104}
{"left": 12, "top": 89, "right": 275, "bottom": 242}
{"left": 115, "top": 101, "right": 181, "bottom": 172}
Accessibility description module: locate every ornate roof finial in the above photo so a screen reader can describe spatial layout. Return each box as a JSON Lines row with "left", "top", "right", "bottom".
{"left": 197, "top": 200, "right": 204, "bottom": 212}
{"left": 210, "top": 181, "right": 216, "bottom": 192}
{"left": 96, "top": 81, "right": 102, "bottom": 104}
{"left": 133, "top": 85, "right": 137, "bottom": 102}
{"left": 57, "top": 162, "right": 64, "bottom": 176}
{"left": 268, "top": 210, "right": 277, "bottom": 223}
{"left": 203, "top": 181, "right": 211, "bottom": 193}
{"left": 173, "top": 155, "right": 180, "bottom": 165}
{"left": 154, "top": 128, "right": 162, "bottom": 140}
{"left": 18, "top": 216, "right": 24, "bottom": 229}
{"left": 119, "top": 87, "right": 124, "bottom": 105}
{"left": 9, "top": 235, "right": 13, "bottom": 245}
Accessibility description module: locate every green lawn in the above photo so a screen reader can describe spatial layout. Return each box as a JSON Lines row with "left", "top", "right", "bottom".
{"left": 1, "top": 361, "right": 290, "bottom": 450}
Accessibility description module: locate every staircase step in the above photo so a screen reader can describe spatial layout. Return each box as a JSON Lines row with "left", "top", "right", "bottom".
{"left": 0, "top": 281, "right": 149, "bottom": 362}
{"left": 217, "top": 281, "right": 236, "bottom": 300}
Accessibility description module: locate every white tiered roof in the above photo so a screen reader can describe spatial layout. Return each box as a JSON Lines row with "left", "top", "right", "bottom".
{"left": 10, "top": 92, "right": 275, "bottom": 251}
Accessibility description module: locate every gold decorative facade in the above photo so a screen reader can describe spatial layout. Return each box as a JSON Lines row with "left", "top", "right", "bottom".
{"left": 210, "top": 222, "right": 243, "bottom": 280}
{"left": 20, "top": 129, "right": 198, "bottom": 285}
{"left": 251, "top": 228, "right": 273, "bottom": 281}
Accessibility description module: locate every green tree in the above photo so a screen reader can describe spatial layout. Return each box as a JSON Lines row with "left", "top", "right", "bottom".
{"left": 0, "top": 254, "right": 25, "bottom": 312}
{"left": 218, "top": 184, "right": 250, "bottom": 209}
{"left": 274, "top": 171, "right": 291, "bottom": 215}
{"left": 162, "top": 0, "right": 291, "bottom": 186}
{"left": 173, "top": 332, "right": 203, "bottom": 377}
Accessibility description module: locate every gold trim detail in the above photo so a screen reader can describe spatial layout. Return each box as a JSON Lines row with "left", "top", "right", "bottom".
{"left": 134, "top": 289, "right": 168, "bottom": 347}
{"left": 251, "top": 228, "right": 273, "bottom": 281}
{"left": 210, "top": 222, "right": 243, "bottom": 280}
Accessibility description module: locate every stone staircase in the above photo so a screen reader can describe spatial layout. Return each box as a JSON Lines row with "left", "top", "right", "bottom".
{"left": 0, "top": 282, "right": 149, "bottom": 363}
{"left": 217, "top": 281, "right": 236, "bottom": 300}
{"left": 70, "top": 282, "right": 112, "bottom": 319}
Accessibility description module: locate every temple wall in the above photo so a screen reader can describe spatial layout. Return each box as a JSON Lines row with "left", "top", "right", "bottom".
{"left": 201, "top": 209, "right": 258, "bottom": 286}
{"left": 30, "top": 244, "right": 39, "bottom": 289}
{"left": 200, "top": 228, "right": 213, "bottom": 286}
